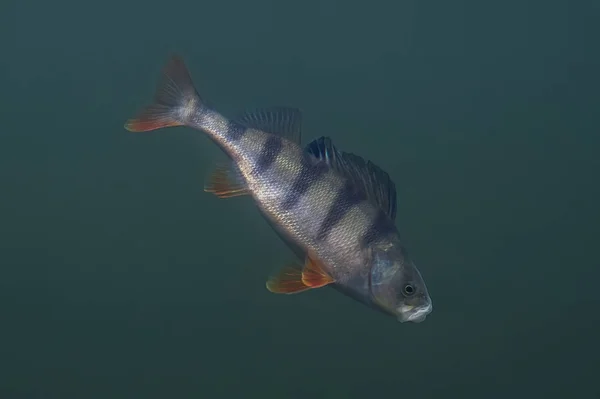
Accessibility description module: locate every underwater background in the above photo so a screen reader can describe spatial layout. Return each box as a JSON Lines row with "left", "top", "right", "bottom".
{"left": 1, "top": 0, "right": 598, "bottom": 397}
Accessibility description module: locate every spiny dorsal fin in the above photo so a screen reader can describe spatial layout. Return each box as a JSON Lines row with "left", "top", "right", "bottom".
{"left": 235, "top": 106, "right": 302, "bottom": 144}
{"left": 305, "top": 136, "right": 397, "bottom": 221}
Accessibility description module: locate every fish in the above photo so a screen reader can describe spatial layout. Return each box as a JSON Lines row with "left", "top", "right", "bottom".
{"left": 124, "top": 55, "right": 433, "bottom": 323}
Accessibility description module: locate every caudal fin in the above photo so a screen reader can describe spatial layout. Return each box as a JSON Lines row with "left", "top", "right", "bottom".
{"left": 124, "top": 55, "right": 203, "bottom": 132}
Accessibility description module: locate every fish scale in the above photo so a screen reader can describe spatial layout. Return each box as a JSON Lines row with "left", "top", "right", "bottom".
{"left": 125, "top": 55, "right": 433, "bottom": 323}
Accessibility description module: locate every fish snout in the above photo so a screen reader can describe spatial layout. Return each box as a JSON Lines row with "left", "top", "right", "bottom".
{"left": 396, "top": 302, "right": 433, "bottom": 323}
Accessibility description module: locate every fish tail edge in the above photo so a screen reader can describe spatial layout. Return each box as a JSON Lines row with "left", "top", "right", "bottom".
{"left": 124, "top": 55, "right": 203, "bottom": 132}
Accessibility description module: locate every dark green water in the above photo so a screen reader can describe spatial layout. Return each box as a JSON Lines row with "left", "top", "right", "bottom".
{"left": 1, "top": 0, "right": 598, "bottom": 397}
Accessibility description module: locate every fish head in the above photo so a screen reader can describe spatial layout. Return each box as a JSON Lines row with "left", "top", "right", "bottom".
{"left": 369, "top": 243, "right": 432, "bottom": 323}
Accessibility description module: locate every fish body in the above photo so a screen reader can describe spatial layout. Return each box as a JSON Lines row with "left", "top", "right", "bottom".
{"left": 125, "top": 56, "right": 433, "bottom": 323}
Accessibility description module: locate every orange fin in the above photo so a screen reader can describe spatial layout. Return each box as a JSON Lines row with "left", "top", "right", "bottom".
{"left": 301, "top": 257, "right": 334, "bottom": 288}
{"left": 124, "top": 111, "right": 182, "bottom": 132}
{"left": 266, "top": 266, "right": 312, "bottom": 294}
{"left": 204, "top": 164, "right": 249, "bottom": 198}
{"left": 124, "top": 55, "right": 201, "bottom": 132}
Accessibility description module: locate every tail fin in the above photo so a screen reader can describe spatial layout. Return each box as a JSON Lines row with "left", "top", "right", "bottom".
{"left": 124, "top": 55, "right": 203, "bottom": 132}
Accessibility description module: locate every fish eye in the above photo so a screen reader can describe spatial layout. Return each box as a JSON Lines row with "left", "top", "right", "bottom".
{"left": 402, "top": 284, "right": 415, "bottom": 296}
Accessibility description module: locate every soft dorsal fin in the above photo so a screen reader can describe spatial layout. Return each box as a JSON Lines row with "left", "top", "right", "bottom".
{"left": 305, "top": 136, "right": 397, "bottom": 221}
{"left": 235, "top": 106, "right": 303, "bottom": 144}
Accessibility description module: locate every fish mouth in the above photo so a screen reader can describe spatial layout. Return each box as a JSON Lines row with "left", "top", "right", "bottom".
{"left": 397, "top": 302, "right": 433, "bottom": 323}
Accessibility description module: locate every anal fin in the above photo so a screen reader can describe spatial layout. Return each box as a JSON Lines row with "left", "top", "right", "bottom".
{"left": 204, "top": 163, "right": 249, "bottom": 198}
